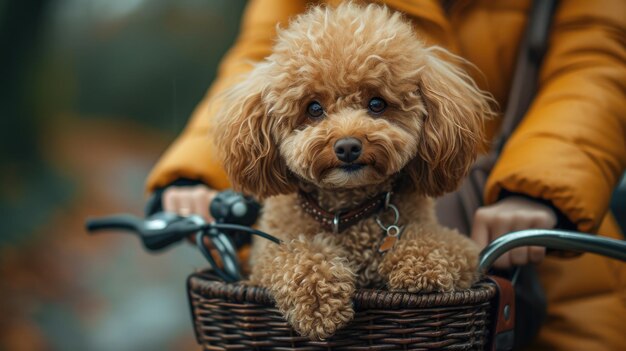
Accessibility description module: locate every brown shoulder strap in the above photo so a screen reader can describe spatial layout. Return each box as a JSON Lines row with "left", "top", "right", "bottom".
{"left": 494, "top": 0, "right": 559, "bottom": 154}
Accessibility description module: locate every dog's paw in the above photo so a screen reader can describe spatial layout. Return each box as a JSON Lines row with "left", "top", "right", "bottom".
{"left": 386, "top": 254, "right": 457, "bottom": 292}
{"left": 380, "top": 237, "right": 479, "bottom": 293}
{"left": 265, "top": 236, "right": 357, "bottom": 340}
{"left": 285, "top": 277, "right": 355, "bottom": 340}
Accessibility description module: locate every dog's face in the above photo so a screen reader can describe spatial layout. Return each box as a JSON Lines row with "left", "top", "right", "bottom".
{"left": 214, "top": 4, "right": 494, "bottom": 199}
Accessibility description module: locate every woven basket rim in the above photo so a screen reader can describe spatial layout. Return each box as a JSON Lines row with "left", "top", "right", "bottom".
{"left": 188, "top": 270, "right": 497, "bottom": 311}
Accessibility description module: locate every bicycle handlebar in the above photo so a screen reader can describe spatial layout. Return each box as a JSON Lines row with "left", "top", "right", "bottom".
{"left": 478, "top": 229, "right": 626, "bottom": 274}
{"left": 86, "top": 190, "right": 626, "bottom": 282}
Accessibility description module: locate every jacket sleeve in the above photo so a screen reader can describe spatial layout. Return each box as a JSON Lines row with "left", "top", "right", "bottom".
{"left": 486, "top": 0, "right": 626, "bottom": 233}
{"left": 145, "top": 0, "right": 308, "bottom": 192}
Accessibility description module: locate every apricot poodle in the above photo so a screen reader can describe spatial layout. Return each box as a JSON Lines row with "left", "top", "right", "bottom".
{"left": 212, "top": 2, "right": 495, "bottom": 340}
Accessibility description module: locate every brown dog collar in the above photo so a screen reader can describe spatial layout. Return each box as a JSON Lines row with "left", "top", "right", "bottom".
{"left": 298, "top": 190, "right": 389, "bottom": 233}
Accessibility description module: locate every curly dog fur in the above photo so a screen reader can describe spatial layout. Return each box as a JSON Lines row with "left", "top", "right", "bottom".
{"left": 212, "top": 2, "right": 495, "bottom": 340}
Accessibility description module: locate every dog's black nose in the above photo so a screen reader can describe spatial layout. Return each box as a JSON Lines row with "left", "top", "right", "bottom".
{"left": 334, "top": 137, "right": 362, "bottom": 163}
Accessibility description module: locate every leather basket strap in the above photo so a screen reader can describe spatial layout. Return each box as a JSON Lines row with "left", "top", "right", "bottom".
{"left": 487, "top": 275, "right": 516, "bottom": 351}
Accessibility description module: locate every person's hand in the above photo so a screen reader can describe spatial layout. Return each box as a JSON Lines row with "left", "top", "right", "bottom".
{"left": 162, "top": 184, "right": 217, "bottom": 222}
{"left": 471, "top": 196, "right": 557, "bottom": 269}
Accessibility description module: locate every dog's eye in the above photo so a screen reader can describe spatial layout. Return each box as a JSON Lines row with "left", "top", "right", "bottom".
{"left": 368, "top": 97, "right": 387, "bottom": 115}
{"left": 306, "top": 101, "right": 324, "bottom": 119}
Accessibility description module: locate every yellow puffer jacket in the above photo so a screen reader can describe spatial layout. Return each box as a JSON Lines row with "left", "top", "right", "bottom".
{"left": 146, "top": 0, "right": 626, "bottom": 349}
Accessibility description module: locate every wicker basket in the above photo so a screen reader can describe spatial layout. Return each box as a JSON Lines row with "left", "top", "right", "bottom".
{"left": 188, "top": 271, "right": 499, "bottom": 351}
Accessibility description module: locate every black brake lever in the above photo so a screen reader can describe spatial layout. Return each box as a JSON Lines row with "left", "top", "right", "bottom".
{"left": 86, "top": 212, "right": 203, "bottom": 251}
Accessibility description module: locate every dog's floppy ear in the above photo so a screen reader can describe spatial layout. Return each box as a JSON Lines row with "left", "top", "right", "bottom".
{"left": 213, "top": 65, "right": 295, "bottom": 199}
{"left": 407, "top": 48, "right": 494, "bottom": 197}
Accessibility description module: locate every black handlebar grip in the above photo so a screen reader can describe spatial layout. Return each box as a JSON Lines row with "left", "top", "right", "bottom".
{"left": 86, "top": 214, "right": 144, "bottom": 233}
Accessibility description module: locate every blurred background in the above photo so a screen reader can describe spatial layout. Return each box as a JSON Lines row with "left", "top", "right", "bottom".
{"left": 1, "top": 1, "right": 625, "bottom": 351}
{"left": 1, "top": 0, "right": 246, "bottom": 350}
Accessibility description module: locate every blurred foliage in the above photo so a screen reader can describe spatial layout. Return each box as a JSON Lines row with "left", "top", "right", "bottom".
{"left": 1, "top": 0, "right": 247, "bottom": 237}
{"left": 1, "top": 0, "right": 247, "bottom": 169}
{"left": 1, "top": 1, "right": 248, "bottom": 350}
{"left": 28, "top": 0, "right": 246, "bottom": 133}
